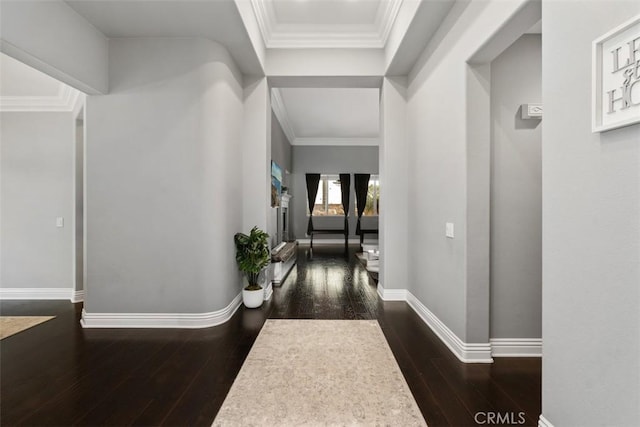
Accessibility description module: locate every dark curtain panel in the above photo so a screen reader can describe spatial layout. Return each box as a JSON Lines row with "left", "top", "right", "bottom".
{"left": 354, "top": 173, "right": 371, "bottom": 235}
{"left": 305, "top": 173, "right": 321, "bottom": 235}
{"left": 339, "top": 173, "right": 351, "bottom": 234}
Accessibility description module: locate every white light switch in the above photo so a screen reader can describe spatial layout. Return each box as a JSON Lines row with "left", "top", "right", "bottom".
{"left": 56, "top": 217, "right": 64, "bottom": 228}
{"left": 446, "top": 222, "right": 454, "bottom": 238}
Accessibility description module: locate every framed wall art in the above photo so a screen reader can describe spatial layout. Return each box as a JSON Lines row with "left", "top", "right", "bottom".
{"left": 592, "top": 15, "right": 640, "bottom": 132}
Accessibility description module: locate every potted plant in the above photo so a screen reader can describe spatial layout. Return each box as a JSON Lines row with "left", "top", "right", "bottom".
{"left": 234, "top": 226, "right": 271, "bottom": 308}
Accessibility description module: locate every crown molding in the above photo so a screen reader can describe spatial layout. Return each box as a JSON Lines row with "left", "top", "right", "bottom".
{"left": 266, "top": 35, "right": 384, "bottom": 49}
{"left": 250, "top": 0, "right": 403, "bottom": 49}
{"left": 376, "top": 0, "right": 404, "bottom": 45}
{"left": 0, "top": 83, "right": 81, "bottom": 112}
{"left": 293, "top": 137, "right": 379, "bottom": 146}
{"left": 250, "top": 0, "right": 275, "bottom": 49}
{"left": 270, "top": 88, "right": 297, "bottom": 144}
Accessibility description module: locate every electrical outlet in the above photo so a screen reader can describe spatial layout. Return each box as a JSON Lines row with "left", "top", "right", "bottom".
{"left": 56, "top": 217, "right": 64, "bottom": 228}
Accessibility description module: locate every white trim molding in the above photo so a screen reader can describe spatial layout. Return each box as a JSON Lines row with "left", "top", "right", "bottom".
{"left": 81, "top": 293, "right": 243, "bottom": 329}
{"left": 538, "top": 415, "right": 554, "bottom": 427}
{"left": 71, "top": 290, "right": 85, "bottom": 303}
{"left": 250, "top": 0, "right": 403, "bottom": 49}
{"left": 0, "top": 83, "right": 81, "bottom": 112}
{"left": 0, "top": 287, "right": 76, "bottom": 301}
{"left": 376, "top": 285, "right": 545, "bottom": 363}
{"left": 376, "top": 283, "right": 407, "bottom": 301}
{"left": 405, "top": 291, "right": 494, "bottom": 363}
{"left": 490, "top": 338, "right": 542, "bottom": 357}
{"left": 293, "top": 137, "right": 379, "bottom": 146}
{"left": 270, "top": 88, "right": 297, "bottom": 144}
{"left": 263, "top": 282, "right": 273, "bottom": 301}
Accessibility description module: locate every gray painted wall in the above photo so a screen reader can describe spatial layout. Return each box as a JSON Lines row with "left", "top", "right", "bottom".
{"left": 269, "top": 111, "right": 292, "bottom": 247}
{"left": 75, "top": 117, "right": 84, "bottom": 292}
{"left": 542, "top": 1, "right": 640, "bottom": 425}
{"left": 1, "top": 112, "right": 74, "bottom": 290}
{"left": 406, "top": 0, "right": 531, "bottom": 342}
{"left": 271, "top": 111, "right": 292, "bottom": 184}
{"left": 489, "top": 34, "right": 541, "bottom": 339}
{"left": 291, "top": 145, "right": 378, "bottom": 240}
{"left": 85, "top": 37, "right": 244, "bottom": 314}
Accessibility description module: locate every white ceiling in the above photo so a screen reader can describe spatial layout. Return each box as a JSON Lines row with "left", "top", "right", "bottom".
{"left": 0, "top": 53, "right": 80, "bottom": 112}
{"left": 252, "top": 0, "right": 403, "bottom": 48}
{"left": 273, "top": 88, "right": 379, "bottom": 145}
{"left": 0, "top": 53, "right": 61, "bottom": 97}
{"left": 64, "top": 0, "right": 263, "bottom": 74}
{"left": 272, "top": 0, "right": 380, "bottom": 26}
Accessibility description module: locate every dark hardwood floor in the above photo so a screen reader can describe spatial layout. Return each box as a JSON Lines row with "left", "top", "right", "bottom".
{"left": 0, "top": 245, "right": 541, "bottom": 426}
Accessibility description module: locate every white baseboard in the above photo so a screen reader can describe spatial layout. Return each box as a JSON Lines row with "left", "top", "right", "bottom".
{"left": 538, "top": 415, "right": 554, "bottom": 427}
{"left": 263, "top": 282, "right": 273, "bottom": 301}
{"left": 0, "top": 287, "right": 77, "bottom": 301}
{"left": 71, "top": 290, "right": 85, "bottom": 303}
{"left": 376, "top": 283, "right": 407, "bottom": 301}
{"left": 405, "top": 291, "right": 493, "bottom": 363}
{"left": 490, "top": 338, "right": 542, "bottom": 357}
{"left": 81, "top": 292, "right": 242, "bottom": 329}
{"left": 297, "top": 238, "right": 360, "bottom": 245}
{"left": 376, "top": 285, "right": 544, "bottom": 363}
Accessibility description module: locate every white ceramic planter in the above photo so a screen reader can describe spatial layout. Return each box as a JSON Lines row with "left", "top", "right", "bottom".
{"left": 242, "top": 288, "right": 264, "bottom": 308}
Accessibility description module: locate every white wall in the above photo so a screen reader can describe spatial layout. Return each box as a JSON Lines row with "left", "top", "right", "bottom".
{"left": 0, "top": 0, "right": 108, "bottom": 94}
{"left": 542, "top": 1, "right": 640, "bottom": 425}
{"left": 490, "top": 34, "right": 542, "bottom": 339}
{"left": 1, "top": 112, "right": 74, "bottom": 290}
{"left": 85, "top": 37, "right": 244, "bottom": 314}
{"left": 406, "top": 0, "right": 530, "bottom": 343}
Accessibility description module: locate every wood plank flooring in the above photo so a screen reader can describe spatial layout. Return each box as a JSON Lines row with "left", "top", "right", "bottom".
{"left": 0, "top": 245, "right": 541, "bottom": 426}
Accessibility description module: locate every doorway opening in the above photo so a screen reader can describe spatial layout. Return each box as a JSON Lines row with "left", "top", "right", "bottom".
{"left": 465, "top": 0, "right": 542, "bottom": 357}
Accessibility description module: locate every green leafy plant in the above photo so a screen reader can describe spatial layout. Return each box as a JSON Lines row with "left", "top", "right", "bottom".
{"left": 234, "top": 226, "right": 271, "bottom": 291}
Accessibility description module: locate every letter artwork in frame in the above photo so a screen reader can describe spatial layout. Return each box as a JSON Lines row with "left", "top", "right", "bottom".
{"left": 592, "top": 15, "right": 640, "bottom": 132}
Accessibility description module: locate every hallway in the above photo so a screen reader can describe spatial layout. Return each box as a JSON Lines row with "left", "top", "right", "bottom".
{"left": 0, "top": 245, "right": 540, "bottom": 426}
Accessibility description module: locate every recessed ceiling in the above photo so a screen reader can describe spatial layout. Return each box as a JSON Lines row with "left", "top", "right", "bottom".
{"left": 64, "top": 0, "right": 263, "bottom": 74}
{"left": 272, "top": 88, "right": 379, "bottom": 145}
{"left": 252, "top": 0, "right": 403, "bottom": 48}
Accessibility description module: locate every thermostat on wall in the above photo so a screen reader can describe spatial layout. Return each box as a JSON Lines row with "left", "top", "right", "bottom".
{"left": 521, "top": 104, "right": 543, "bottom": 119}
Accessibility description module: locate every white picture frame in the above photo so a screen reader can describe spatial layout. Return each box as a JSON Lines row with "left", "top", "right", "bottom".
{"left": 592, "top": 15, "right": 640, "bottom": 133}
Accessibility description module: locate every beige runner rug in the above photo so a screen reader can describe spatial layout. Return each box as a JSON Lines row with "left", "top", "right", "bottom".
{"left": 213, "top": 319, "right": 427, "bottom": 426}
{"left": 0, "top": 316, "right": 55, "bottom": 340}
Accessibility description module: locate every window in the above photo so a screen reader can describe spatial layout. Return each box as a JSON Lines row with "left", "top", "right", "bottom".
{"left": 311, "top": 175, "right": 345, "bottom": 216}
{"left": 359, "top": 175, "right": 380, "bottom": 216}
